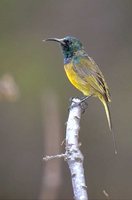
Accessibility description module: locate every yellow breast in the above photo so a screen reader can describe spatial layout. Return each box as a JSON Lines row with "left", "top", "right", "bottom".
{"left": 64, "top": 63, "right": 91, "bottom": 96}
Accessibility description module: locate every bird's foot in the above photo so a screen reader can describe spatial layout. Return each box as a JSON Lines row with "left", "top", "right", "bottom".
{"left": 80, "top": 96, "right": 91, "bottom": 102}
{"left": 80, "top": 100, "right": 88, "bottom": 114}
{"left": 68, "top": 97, "right": 79, "bottom": 111}
{"left": 69, "top": 96, "right": 89, "bottom": 114}
{"left": 68, "top": 96, "right": 80, "bottom": 111}
{"left": 69, "top": 96, "right": 80, "bottom": 103}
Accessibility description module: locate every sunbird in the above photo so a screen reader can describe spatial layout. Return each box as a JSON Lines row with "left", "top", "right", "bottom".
{"left": 44, "top": 36, "right": 117, "bottom": 154}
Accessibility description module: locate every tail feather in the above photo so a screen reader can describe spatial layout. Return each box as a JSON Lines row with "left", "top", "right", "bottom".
{"left": 99, "top": 95, "right": 117, "bottom": 154}
{"left": 102, "top": 97, "right": 112, "bottom": 131}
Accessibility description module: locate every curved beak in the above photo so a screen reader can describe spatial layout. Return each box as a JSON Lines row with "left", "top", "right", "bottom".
{"left": 43, "top": 38, "right": 65, "bottom": 45}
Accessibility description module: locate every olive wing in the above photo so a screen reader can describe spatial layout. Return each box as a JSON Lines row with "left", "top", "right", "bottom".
{"left": 73, "top": 56, "right": 111, "bottom": 101}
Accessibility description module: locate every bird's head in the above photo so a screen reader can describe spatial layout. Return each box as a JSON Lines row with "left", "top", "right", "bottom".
{"left": 44, "top": 36, "right": 84, "bottom": 63}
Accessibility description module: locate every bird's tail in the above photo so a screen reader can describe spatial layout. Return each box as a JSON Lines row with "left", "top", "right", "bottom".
{"left": 100, "top": 95, "right": 112, "bottom": 131}
{"left": 99, "top": 95, "right": 117, "bottom": 154}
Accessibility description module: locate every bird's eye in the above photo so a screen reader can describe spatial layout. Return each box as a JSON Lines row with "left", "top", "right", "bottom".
{"left": 64, "top": 40, "right": 72, "bottom": 46}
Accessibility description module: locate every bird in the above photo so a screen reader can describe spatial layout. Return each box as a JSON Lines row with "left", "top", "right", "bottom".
{"left": 44, "top": 36, "right": 117, "bottom": 154}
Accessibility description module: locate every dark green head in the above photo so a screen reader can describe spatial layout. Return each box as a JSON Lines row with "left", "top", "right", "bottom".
{"left": 44, "top": 36, "right": 84, "bottom": 63}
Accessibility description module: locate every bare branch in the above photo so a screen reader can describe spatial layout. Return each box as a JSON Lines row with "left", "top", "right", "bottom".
{"left": 43, "top": 154, "right": 66, "bottom": 161}
{"left": 43, "top": 97, "right": 88, "bottom": 200}
{"left": 65, "top": 98, "right": 88, "bottom": 200}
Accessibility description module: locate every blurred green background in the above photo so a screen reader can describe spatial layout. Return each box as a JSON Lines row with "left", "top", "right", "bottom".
{"left": 0, "top": 0, "right": 132, "bottom": 199}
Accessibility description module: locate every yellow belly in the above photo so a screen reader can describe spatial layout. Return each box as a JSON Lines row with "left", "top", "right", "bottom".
{"left": 64, "top": 63, "right": 92, "bottom": 96}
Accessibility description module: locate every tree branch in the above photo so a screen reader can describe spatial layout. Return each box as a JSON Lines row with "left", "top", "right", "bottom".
{"left": 43, "top": 97, "right": 88, "bottom": 200}
{"left": 65, "top": 98, "right": 88, "bottom": 200}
